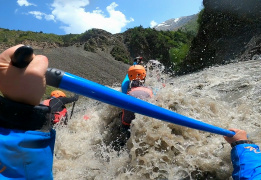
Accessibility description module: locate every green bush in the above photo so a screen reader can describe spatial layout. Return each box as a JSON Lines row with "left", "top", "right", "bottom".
{"left": 169, "top": 43, "right": 190, "bottom": 72}
{"left": 124, "top": 26, "right": 195, "bottom": 71}
{"left": 111, "top": 45, "right": 130, "bottom": 63}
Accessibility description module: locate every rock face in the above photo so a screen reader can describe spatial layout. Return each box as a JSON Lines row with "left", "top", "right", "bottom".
{"left": 178, "top": 0, "right": 261, "bottom": 74}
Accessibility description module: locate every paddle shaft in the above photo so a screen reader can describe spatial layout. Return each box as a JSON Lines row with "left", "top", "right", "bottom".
{"left": 12, "top": 46, "right": 235, "bottom": 137}
{"left": 70, "top": 101, "right": 76, "bottom": 119}
{"left": 46, "top": 68, "right": 235, "bottom": 137}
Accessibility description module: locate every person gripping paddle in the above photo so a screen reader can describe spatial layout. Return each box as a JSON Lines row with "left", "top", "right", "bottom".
{"left": 0, "top": 45, "right": 55, "bottom": 179}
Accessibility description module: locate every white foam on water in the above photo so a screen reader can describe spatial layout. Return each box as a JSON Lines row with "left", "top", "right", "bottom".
{"left": 53, "top": 60, "right": 261, "bottom": 180}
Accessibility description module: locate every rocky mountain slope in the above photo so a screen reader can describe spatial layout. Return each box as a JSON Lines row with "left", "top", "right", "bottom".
{"left": 34, "top": 45, "right": 130, "bottom": 86}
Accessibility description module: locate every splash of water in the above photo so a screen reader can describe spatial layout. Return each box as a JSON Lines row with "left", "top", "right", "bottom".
{"left": 53, "top": 60, "right": 261, "bottom": 180}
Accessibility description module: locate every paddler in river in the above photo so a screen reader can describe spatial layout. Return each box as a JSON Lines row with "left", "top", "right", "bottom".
{"left": 114, "top": 64, "right": 153, "bottom": 150}
{"left": 41, "top": 90, "right": 79, "bottom": 125}
{"left": 121, "top": 56, "right": 143, "bottom": 94}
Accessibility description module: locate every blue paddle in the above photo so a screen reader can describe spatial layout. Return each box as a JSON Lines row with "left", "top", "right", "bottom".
{"left": 12, "top": 46, "right": 235, "bottom": 137}
{"left": 45, "top": 68, "right": 235, "bottom": 137}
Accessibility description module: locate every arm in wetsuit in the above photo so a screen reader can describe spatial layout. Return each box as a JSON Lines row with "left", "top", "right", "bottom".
{"left": 224, "top": 128, "right": 261, "bottom": 179}
{"left": 231, "top": 144, "right": 261, "bottom": 179}
{"left": 0, "top": 45, "right": 55, "bottom": 179}
{"left": 58, "top": 94, "right": 79, "bottom": 104}
{"left": 48, "top": 94, "right": 78, "bottom": 114}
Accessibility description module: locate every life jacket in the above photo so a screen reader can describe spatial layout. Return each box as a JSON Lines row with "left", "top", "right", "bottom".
{"left": 41, "top": 99, "right": 67, "bottom": 124}
{"left": 0, "top": 95, "right": 51, "bottom": 131}
{"left": 127, "top": 86, "right": 153, "bottom": 98}
{"left": 122, "top": 86, "right": 153, "bottom": 126}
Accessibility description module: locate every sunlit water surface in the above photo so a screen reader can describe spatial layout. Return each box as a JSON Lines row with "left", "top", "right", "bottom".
{"left": 53, "top": 60, "right": 261, "bottom": 180}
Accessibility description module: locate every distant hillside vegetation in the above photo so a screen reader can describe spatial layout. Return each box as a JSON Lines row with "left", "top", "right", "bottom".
{"left": 2, "top": 0, "right": 260, "bottom": 79}
{"left": 0, "top": 23, "right": 198, "bottom": 73}
{"left": 122, "top": 26, "right": 195, "bottom": 71}
{"left": 0, "top": 28, "right": 63, "bottom": 46}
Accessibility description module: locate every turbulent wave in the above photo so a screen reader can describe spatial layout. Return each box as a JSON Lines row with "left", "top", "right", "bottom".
{"left": 53, "top": 60, "right": 261, "bottom": 180}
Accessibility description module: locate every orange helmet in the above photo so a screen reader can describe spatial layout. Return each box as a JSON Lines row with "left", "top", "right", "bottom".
{"left": 128, "top": 65, "right": 146, "bottom": 81}
{"left": 51, "top": 90, "right": 66, "bottom": 98}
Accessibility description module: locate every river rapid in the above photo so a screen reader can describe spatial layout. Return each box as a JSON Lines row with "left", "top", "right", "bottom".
{"left": 53, "top": 59, "right": 261, "bottom": 180}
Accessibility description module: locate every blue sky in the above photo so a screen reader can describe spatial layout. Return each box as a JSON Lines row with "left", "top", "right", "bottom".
{"left": 0, "top": 0, "right": 203, "bottom": 35}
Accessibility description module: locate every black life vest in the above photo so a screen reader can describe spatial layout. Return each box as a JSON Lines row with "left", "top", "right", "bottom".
{"left": 0, "top": 96, "right": 51, "bottom": 131}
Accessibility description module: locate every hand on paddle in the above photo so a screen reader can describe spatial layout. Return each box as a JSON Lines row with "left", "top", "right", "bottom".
{"left": 0, "top": 44, "right": 48, "bottom": 105}
{"left": 224, "top": 128, "right": 248, "bottom": 144}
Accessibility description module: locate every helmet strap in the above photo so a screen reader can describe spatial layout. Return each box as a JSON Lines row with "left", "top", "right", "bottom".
{"left": 130, "top": 80, "right": 145, "bottom": 88}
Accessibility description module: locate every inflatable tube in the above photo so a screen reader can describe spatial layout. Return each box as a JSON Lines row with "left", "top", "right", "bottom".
{"left": 46, "top": 68, "right": 235, "bottom": 137}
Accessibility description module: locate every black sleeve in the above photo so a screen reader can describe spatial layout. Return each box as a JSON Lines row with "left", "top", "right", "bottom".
{"left": 58, "top": 94, "right": 79, "bottom": 104}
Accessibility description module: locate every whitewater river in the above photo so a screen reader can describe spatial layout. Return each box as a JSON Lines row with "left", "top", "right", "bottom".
{"left": 53, "top": 59, "right": 261, "bottom": 180}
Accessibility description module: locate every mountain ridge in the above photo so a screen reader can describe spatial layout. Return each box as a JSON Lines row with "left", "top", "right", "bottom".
{"left": 153, "top": 14, "right": 198, "bottom": 32}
